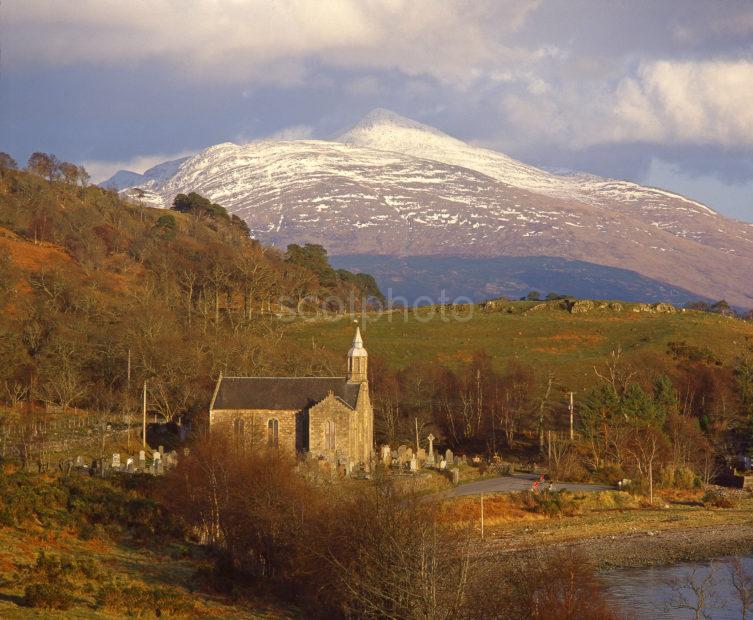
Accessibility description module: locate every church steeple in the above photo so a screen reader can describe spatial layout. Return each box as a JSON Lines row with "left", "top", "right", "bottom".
{"left": 347, "top": 326, "right": 368, "bottom": 383}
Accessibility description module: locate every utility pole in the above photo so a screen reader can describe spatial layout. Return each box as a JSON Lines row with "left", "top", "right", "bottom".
{"left": 142, "top": 381, "right": 147, "bottom": 449}
{"left": 126, "top": 349, "right": 131, "bottom": 450}
{"left": 480, "top": 493, "right": 485, "bottom": 539}
{"left": 415, "top": 417, "right": 419, "bottom": 454}
{"left": 569, "top": 391, "right": 574, "bottom": 441}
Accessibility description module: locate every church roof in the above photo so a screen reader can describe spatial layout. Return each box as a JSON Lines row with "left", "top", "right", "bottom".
{"left": 211, "top": 376, "right": 360, "bottom": 411}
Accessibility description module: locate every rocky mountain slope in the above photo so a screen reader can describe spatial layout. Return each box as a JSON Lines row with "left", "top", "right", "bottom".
{"left": 109, "top": 110, "right": 753, "bottom": 307}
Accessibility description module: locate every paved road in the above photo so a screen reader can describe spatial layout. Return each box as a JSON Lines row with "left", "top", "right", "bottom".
{"left": 448, "top": 473, "right": 615, "bottom": 498}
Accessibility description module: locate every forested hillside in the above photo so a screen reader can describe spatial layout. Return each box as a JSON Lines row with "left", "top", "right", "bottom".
{"left": 0, "top": 157, "right": 376, "bottom": 420}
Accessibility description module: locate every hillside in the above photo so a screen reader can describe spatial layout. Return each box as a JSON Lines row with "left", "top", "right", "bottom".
{"left": 0, "top": 164, "right": 379, "bottom": 420}
{"left": 290, "top": 300, "right": 753, "bottom": 393}
{"left": 109, "top": 109, "right": 753, "bottom": 308}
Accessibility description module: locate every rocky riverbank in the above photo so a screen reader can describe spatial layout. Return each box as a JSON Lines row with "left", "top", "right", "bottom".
{"left": 549, "top": 523, "right": 753, "bottom": 570}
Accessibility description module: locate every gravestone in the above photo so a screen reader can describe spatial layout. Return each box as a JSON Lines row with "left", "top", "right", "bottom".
{"left": 75, "top": 455, "right": 84, "bottom": 468}
{"left": 417, "top": 448, "right": 426, "bottom": 463}
{"left": 405, "top": 447, "right": 413, "bottom": 461}
{"left": 391, "top": 449, "right": 398, "bottom": 460}
{"left": 439, "top": 460, "right": 447, "bottom": 470}
{"left": 153, "top": 450, "right": 161, "bottom": 462}
{"left": 138, "top": 450, "right": 146, "bottom": 470}
{"left": 158, "top": 445, "right": 164, "bottom": 457}
{"left": 112, "top": 453, "right": 121, "bottom": 470}
{"left": 451, "top": 468, "right": 460, "bottom": 485}
{"left": 126, "top": 457, "right": 134, "bottom": 473}
{"left": 445, "top": 449, "right": 454, "bottom": 465}
{"left": 156, "top": 460, "right": 164, "bottom": 475}
{"left": 409, "top": 457, "right": 418, "bottom": 472}
{"left": 381, "top": 445, "right": 391, "bottom": 466}
{"left": 454, "top": 455, "right": 461, "bottom": 466}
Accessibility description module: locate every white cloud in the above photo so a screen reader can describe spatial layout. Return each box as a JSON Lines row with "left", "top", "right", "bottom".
{"left": 265, "top": 125, "right": 315, "bottom": 141}
{"left": 498, "top": 59, "right": 753, "bottom": 149}
{"left": 606, "top": 60, "right": 753, "bottom": 146}
{"left": 82, "top": 150, "right": 195, "bottom": 184}
{"left": 4, "top": 0, "right": 541, "bottom": 86}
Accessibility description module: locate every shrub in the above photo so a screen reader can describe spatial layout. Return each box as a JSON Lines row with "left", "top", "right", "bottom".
{"left": 518, "top": 491, "right": 581, "bottom": 517}
{"left": 592, "top": 463, "right": 625, "bottom": 486}
{"left": 661, "top": 465, "right": 699, "bottom": 490}
{"left": 24, "top": 583, "right": 74, "bottom": 610}
{"left": 97, "top": 582, "right": 196, "bottom": 616}
{"left": 702, "top": 489, "right": 737, "bottom": 509}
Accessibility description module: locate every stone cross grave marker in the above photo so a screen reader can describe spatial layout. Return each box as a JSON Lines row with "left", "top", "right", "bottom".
{"left": 426, "top": 434, "right": 436, "bottom": 465}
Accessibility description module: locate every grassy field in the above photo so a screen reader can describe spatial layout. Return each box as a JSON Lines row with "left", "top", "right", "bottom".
{"left": 290, "top": 301, "right": 753, "bottom": 390}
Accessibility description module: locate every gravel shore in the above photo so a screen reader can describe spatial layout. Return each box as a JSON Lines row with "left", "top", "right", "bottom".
{"left": 487, "top": 523, "right": 753, "bottom": 570}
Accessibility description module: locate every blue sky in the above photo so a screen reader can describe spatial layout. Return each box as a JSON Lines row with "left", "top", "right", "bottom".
{"left": 2, "top": 0, "right": 752, "bottom": 222}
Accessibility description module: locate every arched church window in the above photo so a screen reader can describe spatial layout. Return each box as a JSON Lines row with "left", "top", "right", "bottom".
{"left": 267, "top": 418, "right": 279, "bottom": 448}
{"left": 325, "top": 420, "right": 336, "bottom": 450}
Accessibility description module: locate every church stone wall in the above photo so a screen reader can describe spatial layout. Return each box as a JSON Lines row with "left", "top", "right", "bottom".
{"left": 210, "top": 409, "right": 298, "bottom": 453}
{"left": 308, "top": 396, "right": 353, "bottom": 458}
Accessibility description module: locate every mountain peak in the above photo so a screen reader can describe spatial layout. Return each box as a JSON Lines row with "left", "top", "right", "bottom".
{"left": 355, "top": 107, "right": 424, "bottom": 127}
{"left": 337, "top": 108, "right": 463, "bottom": 154}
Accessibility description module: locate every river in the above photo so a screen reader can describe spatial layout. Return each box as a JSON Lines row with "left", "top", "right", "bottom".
{"left": 603, "top": 557, "right": 753, "bottom": 619}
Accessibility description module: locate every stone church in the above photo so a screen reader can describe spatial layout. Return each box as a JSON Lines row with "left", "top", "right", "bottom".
{"left": 209, "top": 327, "right": 374, "bottom": 468}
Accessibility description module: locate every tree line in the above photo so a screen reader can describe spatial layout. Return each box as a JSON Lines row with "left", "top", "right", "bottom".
{"left": 367, "top": 342, "right": 753, "bottom": 492}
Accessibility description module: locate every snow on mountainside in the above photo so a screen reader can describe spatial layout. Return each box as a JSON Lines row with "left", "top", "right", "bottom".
{"left": 109, "top": 109, "right": 753, "bottom": 307}
{"left": 103, "top": 157, "right": 190, "bottom": 191}
{"left": 338, "top": 109, "right": 751, "bottom": 251}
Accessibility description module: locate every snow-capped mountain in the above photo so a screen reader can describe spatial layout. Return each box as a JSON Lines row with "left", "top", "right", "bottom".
{"left": 107, "top": 109, "right": 753, "bottom": 307}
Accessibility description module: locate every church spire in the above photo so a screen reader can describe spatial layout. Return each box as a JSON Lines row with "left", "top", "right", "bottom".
{"left": 347, "top": 325, "right": 368, "bottom": 383}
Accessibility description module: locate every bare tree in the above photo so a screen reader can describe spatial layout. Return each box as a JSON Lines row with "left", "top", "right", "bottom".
{"left": 594, "top": 345, "right": 636, "bottom": 397}
{"left": 625, "top": 426, "right": 667, "bottom": 504}
{"left": 728, "top": 558, "right": 753, "bottom": 619}
{"left": 667, "top": 564, "right": 720, "bottom": 620}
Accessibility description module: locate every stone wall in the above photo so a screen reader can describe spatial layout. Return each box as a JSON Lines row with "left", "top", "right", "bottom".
{"left": 308, "top": 394, "right": 354, "bottom": 459}
{"left": 210, "top": 408, "right": 299, "bottom": 453}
